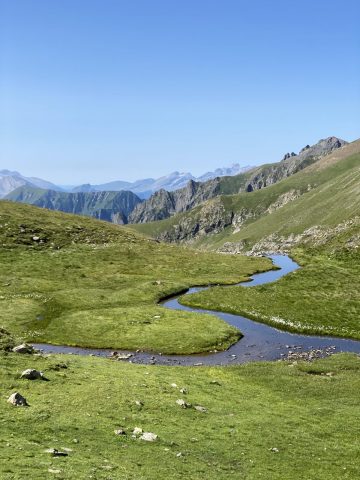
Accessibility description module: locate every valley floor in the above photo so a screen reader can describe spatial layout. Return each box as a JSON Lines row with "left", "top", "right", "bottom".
{"left": 1, "top": 350, "right": 359, "bottom": 480}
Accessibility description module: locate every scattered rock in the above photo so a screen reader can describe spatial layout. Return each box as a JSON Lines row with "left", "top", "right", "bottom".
{"left": 176, "top": 452, "right": 184, "bottom": 457}
{"left": 20, "top": 369, "right": 46, "bottom": 380}
{"left": 140, "top": 432, "right": 158, "bottom": 442}
{"left": 45, "top": 448, "right": 68, "bottom": 457}
{"left": 114, "top": 429, "right": 126, "bottom": 436}
{"left": 194, "top": 405, "right": 207, "bottom": 413}
{"left": 176, "top": 399, "right": 192, "bottom": 409}
{"left": 170, "top": 383, "right": 178, "bottom": 388}
{"left": 7, "top": 392, "right": 28, "bottom": 407}
{"left": 270, "top": 447, "right": 279, "bottom": 453}
{"left": 48, "top": 469, "right": 62, "bottom": 474}
{"left": 179, "top": 388, "right": 188, "bottom": 394}
{"left": 12, "top": 343, "right": 34, "bottom": 354}
{"left": 210, "top": 380, "right": 221, "bottom": 386}
{"left": 135, "top": 400, "right": 143, "bottom": 407}
{"left": 132, "top": 427, "right": 143, "bottom": 436}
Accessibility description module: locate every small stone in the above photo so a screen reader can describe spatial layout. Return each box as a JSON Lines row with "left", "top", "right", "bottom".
{"left": 45, "top": 448, "right": 68, "bottom": 457}
{"left": 20, "top": 369, "right": 45, "bottom": 380}
{"left": 176, "top": 399, "right": 191, "bottom": 409}
{"left": 132, "top": 427, "right": 143, "bottom": 436}
{"left": 176, "top": 452, "right": 183, "bottom": 457}
{"left": 114, "top": 429, "right": 126, "bottom": 436}
{"left": 12, "top": 343, "right": 34, "bottom": 354}
{"left": 140, "top": 432, "right": 158, "bottom": 442}
{"left": 32, "top": 236, "right": 40, "bottom": 242}
{"left": 48, "top": 469, "right": 61, "bottom": 474}
{"left": 179, "top": 388, "right": 188, "bottom": 394}
{"left": 7, "top": 392, "right": 28, "bottom": 407}
{"left": 194, "top": 405, "right": 207, "bottom": 413}
{"left": 135, "top": 400, "right": 143, "bottom": 407}
{"left": 170, "top": 383, "right": 178, "bottom": 388}
{"left": 210, "top": 380, "right": 221, "bottom": 386}
{"left": 270, "top": 447, "right": 279, "bottom": 453}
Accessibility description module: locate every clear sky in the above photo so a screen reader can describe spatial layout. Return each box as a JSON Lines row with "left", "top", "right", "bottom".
{"left": 0, "top": 0, "right": 359, "bottom": 184}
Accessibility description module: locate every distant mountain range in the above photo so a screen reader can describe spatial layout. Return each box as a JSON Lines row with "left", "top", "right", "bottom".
{"left": 2, "top": 137, "right": 348, "bottom": 227}
{"left": 0, "top": 164, "right": 253, "bottom": 200}
{"left": 64, "top": 164, "right": 253, "bottom": 198}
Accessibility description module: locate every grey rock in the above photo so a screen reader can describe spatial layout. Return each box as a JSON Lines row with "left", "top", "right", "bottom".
{"left": 129, "top": 178, "right": 221, "bottom": 224}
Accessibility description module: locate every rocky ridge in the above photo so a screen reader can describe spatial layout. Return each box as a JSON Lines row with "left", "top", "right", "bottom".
{"left": 129, "top": 137, "right": 347, "bottom": 225}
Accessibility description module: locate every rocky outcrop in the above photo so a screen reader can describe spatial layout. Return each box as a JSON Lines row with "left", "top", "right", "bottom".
{"left": 156, "top": 186, "right": 303, "bottom": 244}
{"left": 129, "top": 178, "right": 221, "bottom": 223}
{"left": 218, "top": 217, "right": 360, "bottom": 255}
{"left": 266, "top": 189, "right": 301, "bottom": 214}
{"left": 157, "top": 198, "right": 234, "bottom": 243}
{"left": 130, "top": 137, "right": 347, "bottom": 225}
{"left": 244, "top": 137, "right": 347, "bottom": 193}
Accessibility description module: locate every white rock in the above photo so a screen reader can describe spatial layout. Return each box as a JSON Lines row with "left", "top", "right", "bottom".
{"left": 20, "top": 369, "right": 44, "bottom": 380}
{"left": 12, "top": 343, "right": 34, "bottom": 354}
{"left": 194, "top": 405, "right": 207, "bottom": 413}
{"left": 176, "top": 399, "right": 191, "bottom": 409}
{"left": 140, "top": 432, "right": 158, "bottom": 442}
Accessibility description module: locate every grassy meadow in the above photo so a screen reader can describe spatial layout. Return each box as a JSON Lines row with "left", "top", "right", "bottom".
{"left": 1, "top": 348, "right": 359, "bottom": 480}
{"left": 182, "top": 227, "right": 360, "bottom": 339}
{"left": 0, "top": 201, "right": 271, "bottom": 354}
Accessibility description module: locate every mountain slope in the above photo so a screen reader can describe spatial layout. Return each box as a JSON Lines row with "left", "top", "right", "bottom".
{"left": 130, "top": 139, "right": 360, "bottom": 249}
{"left": 0, "top": 170, "right": 62, "bottom": 197}
{"left": 129, "top": 136, "right": 347, "bottom": 223}
{"left": 5, "top": 187, "right": 142, "bottom": 224}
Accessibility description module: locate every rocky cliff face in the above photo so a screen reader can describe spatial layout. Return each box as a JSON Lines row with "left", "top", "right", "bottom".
{"left": 157, "top": 197, "right": 234, "bottom": 243}
{"left": 129, "top": 178, "right": 220, "bottom": 223}
{"left": 5, "top": 188, "right": 142, "bottom": 224}
{"left": 243, "top": 137, "right": 347, "bottom": 193}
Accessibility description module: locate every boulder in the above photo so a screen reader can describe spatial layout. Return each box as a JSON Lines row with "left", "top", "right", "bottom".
{"left": 12, "top": 343, "right": 34, "bottom": 354}
{"left": 7, "top": 392, "right": 28, "bottom": 407}
{"left": 20, "top": 369, "right": 46, "bottom": 380}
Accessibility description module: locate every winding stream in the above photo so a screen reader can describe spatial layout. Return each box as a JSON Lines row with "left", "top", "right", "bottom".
{"left": 34, "top": 255, "right": 360, "bottom": 366}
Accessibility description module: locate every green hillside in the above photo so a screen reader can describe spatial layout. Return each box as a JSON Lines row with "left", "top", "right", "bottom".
{"left": 131, "top": 140, "right": 360, "bottom": 251}
{"left": 0, "top": 200, "right": 270, "bottom": 354}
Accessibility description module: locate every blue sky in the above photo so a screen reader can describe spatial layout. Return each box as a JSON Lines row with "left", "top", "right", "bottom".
{"left": 0, "top": 0, "right": 359, "bottom": 184}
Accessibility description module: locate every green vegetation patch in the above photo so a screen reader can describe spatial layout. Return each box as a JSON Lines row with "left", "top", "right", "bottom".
{"left": 0, "top": 351, "right": 359, "bottom": 479}
{"left": 181, "top": 236, "right": 360, "bottom": 339}
{"left": 0, "top": 201, "right": 270, "bottom": 353}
